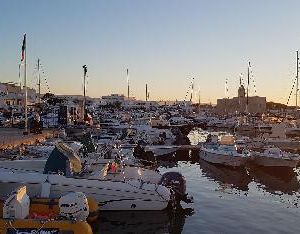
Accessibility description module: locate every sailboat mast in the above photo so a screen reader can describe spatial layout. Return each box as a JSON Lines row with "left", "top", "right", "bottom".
{"left": 82, "top": 65, "right": 87, "bottom": 121}
{"left": 146, "top": 83, "right": 148, "bottom": 101}
{"left": 190, "top": 78, "right": 194, "bottom": 102}
{"left": 23, "top": 34, "right": 28, "bottom": 134}
{"left": 127, "top": 68, "right": 129, "bottom": 99}
{"left": 198, "top": 87, "right": 201, "bottom": 112}
{"left": 296, "top": 51, "right": 299, "bottom": 108}
{"left": 37, "top": 58, "right": 41, "bottom": 104}
{"left": 246, "top": 62, "right": 250, "bottom": 113}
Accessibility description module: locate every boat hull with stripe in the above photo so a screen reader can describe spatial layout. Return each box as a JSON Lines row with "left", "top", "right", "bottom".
{"left": 0, "top": 170, "right": 171, "bottom": 211}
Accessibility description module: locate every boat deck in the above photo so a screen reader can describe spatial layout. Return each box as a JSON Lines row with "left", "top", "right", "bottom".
{"left": 0, "top": 128, "right": 57, "bottom": 150}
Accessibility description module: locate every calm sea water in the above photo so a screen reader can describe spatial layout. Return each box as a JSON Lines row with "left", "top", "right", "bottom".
{"left": 97, "top": 128, "right": 300, "bottom": 233}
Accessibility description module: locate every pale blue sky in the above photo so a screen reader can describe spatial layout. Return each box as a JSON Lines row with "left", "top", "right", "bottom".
{"left": 1, "top": 0, "right": 300, "bottom": 104}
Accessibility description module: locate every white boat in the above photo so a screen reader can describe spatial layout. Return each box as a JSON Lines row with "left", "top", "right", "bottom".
{"left": 252, "top": 147, "right": 300, "bottom": 168}
{"left": 200, "top": 135, "right": 249, "bottom": 167}
{"left": 262, "top": 122, "right": 300, "bottom": 150}
{"left": 0, "top": 143, "right": 192, "bottom": 210}
{"left": 0, "top": 170, "right": 171, "bottom": 211}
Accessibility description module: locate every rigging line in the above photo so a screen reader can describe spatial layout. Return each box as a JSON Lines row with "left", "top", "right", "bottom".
{"left": 287, "top": 76, "right": 297, "bottom": 105}
{"left": 249, "top": 66, "right": 257, "bottom": 95}
{"left": 42, "top": 72, "right": 51, "bottom": 93}
{"left": 39, "top": 63, "right": 51, "bottom": 93}
{"left": 184, "top": 77, "right": 194, "bottom": 101}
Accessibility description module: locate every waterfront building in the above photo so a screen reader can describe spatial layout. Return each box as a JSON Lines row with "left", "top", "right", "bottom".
{"left": 0, "top": 82, "right": 37, "bottom": 110}
{"left": 216, "top": 84, "right": 266, "bottom": 114}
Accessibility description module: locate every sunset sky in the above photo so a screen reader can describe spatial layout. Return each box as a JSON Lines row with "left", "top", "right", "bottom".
{"left": 1, "top": 0, "right": 300, "bottom": 104}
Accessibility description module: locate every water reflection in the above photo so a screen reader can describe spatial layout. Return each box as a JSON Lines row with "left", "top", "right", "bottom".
{"left": 199, "top": 159, "right": 251, "bottom": 192}
{"left": 96, "top": 207, "right": 194, "bottom": 234}
{"left": 248, "top": 166, "right": 300, "bottom": 195}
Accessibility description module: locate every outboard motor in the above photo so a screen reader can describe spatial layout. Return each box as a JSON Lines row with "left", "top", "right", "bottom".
{"left": 159, "top": 172, "right": 193, "bottom": 205}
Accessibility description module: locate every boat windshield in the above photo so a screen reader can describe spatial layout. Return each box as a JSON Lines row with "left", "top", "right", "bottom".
{"left": 44, "top": 142, "right": 82, "bottom": 176}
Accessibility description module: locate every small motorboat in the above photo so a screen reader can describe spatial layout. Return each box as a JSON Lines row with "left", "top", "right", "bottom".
{"left": 200, "top": 135, "right": 250, "bottom": 167}
{"left": 0, "top": 142, "right": 192, "bottom": 210}
{"left": 0, "top": 186, "right": 93, "bottom": 234}
{"left": 251, "top": 146, "right": 300, "bottom": 168}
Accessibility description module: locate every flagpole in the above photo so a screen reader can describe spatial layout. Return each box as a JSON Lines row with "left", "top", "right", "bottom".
{"left": 24, "top": 34, "right": 28, "bottom": 134}
{"left": 18, "top": 63, "right": 21, "bottom": 87}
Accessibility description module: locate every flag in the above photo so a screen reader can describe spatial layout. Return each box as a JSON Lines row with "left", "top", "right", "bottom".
{"left": 21, "top": 34, "right": 26, "bottom": 62}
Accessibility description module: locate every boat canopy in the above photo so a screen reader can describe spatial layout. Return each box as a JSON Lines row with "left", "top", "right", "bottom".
{"left": 220, "top": 135, "right": 235, "bottom": 145}
{"left": 43, "top": 142, "right": 82, "bottom": 176}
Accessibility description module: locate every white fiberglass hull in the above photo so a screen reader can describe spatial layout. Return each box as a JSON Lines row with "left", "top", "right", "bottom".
{"left": 0, "top": 170, "right": 171, "bottom": 211}
{"left": 0, "top": 159, "right": 46, "bottom": 173}
{"left": 199, "top": 148, "right": 248, "bottom": 167}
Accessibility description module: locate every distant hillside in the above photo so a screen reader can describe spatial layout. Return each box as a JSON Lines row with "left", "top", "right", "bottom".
{"left": 266, "top": 102, "right": 294, "bottom": 110}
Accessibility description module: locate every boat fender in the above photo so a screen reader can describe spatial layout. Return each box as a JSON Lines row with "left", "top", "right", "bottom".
{"left": 3, "top": 186, "right": 30, "bottom": 219}
{"left": 59, "top": 192, "right": 89, "bottom": 221}
{"left": 41, "top": 180, "right": 51, "bottom": 198}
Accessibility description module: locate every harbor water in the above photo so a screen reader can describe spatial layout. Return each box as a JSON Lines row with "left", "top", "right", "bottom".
{"left": 97, "top": 128, "right": 300, "bottom": 233}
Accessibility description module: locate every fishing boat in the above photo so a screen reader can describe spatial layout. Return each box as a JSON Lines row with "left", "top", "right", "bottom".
{"left": 200, "top": 135, "right": 250, "bottom": 167}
